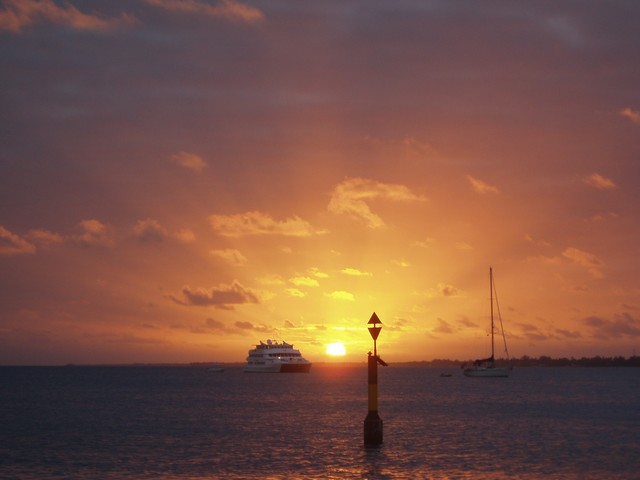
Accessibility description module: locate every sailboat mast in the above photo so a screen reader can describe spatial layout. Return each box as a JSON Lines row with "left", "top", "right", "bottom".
{"left": 490, "top": 267, "right": 494, "bottom": 359}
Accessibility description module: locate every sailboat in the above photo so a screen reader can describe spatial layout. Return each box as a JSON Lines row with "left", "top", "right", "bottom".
{"left": 463, "top": 267, "right": 511, "bottom": 378}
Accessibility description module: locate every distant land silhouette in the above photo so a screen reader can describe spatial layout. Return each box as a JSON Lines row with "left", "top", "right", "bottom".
{"left": 195, "top": 355, "right": 640, "bottom": 368}
{"left": 400, "top": 355, "right": 640, "bottom": 368}
{"left": 46, "top": 355, "right": 640, "bottom": 368}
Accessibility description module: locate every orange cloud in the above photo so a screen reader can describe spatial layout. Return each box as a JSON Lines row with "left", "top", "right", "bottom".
{"left": 0, "top": 226, "right": 36, "bottom": 255}
{"left": 171, "top": 151, "right": 207, "bottom": 173}
{"left": 328, "top": 177, "right": 426, "bottom": 228}
{"left": 308, "top": 267, "right": 329, "bottom": 278}
{"left": 325, "top": 290, "right": 355, "bottom": 301}
{"left": 583, "top": 173, "right": 616, "bottom": 190}
{"left": 0, "top": 0, "right": 135, "bottom": 33}
{"left": 341, "top": 267, "right": 372, "bottom": 277}
{"left": 402, "top": 136, "right": 439, "bottom": 159}
{"left": 466, "top": 175, "right": 500, "bottom": 194}
{"left": 209, "top": 211, "right": 320, "bottom": 237}
{"left": 144, "top": 0, "right": 264, "bottom": 23}
{"left": 75, "top": 219, "right": 114, "bottom": 248}
{"left": 562, "top": 247, "right": 603, "bottom": 278}
{"left": 173, "top": 229, "right": 195, "bottom": 244}
{"left": 619, "top": 107, "right": 640, "bottom": 124}
{"left": 27, "top": 229, "right": 64, "bottom": 248}
{"left": 209, "top": 248, "right": 248, "bottom": 266}
{"left": 285, "top": 288, "right": 306, "bottom": 298}
{"left": 289, "top": 276, "right": 319, "bottom": 287}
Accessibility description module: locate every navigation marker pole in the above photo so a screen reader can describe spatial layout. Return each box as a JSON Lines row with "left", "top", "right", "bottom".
{"left": 364, "top": 312, "right": 388, "bottom": 447}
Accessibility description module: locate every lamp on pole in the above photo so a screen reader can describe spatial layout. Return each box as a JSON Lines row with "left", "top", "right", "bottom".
{"left": 368, "top": 312, "right": 382, "bottom": 357}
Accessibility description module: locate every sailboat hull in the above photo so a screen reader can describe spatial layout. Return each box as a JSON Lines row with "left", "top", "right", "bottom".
{"left": 463, "top": 366, "right": 509, "bottom": 377}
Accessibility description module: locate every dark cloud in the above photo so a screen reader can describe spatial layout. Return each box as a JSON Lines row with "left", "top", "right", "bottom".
{"left": 583, "top": 313, "right": 640, "bottom": 339}
{"left": 132, "top": 219, "right": 168, "bottom": 243}
{"left": 167, "top": 281, "right": 259, "bottom": 309}
{"left": 554, "top": 328, "right": 582, "bottom": 339}
{"left": 457, "top": 316, "right": 478, "bottom": 328}
{"left": 233, "top": 321, "right": 272, "bottom": 334}
{"left": 433, "top": 318, "right": 453, "bottom": 334}
{"left": 516, "top": 322, "right": 550, "bottom": 342}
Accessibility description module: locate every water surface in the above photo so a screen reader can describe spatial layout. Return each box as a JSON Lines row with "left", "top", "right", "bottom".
{"left": 1, "top": 365, "right": 638, "bottom": 479}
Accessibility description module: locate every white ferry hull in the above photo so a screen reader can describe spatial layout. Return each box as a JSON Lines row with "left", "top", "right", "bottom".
{"left": 244, "top": 362, "right": 311, "bottom": 373}
{"left": 244, "top": 339, "right": 312, "bottom": 373}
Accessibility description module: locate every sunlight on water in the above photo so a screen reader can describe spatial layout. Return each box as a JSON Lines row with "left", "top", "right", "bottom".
{"left": 0, "top": 365, "right": 638, "bottom": 479}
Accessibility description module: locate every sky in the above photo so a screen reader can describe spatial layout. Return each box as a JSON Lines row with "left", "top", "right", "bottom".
{"left": 1, "top": 0, "right": 640, "bottom": 365}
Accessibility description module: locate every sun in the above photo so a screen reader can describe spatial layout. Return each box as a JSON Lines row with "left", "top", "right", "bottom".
{"left": 326, "top": 342, "right": 346, "bottom": 356}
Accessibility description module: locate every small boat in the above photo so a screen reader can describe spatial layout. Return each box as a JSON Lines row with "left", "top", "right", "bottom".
{"left": 463, "top": 268, "right": 511, "bottom": 378}
{"left": 244, "top": 339, "right": 312, "bottom": 373}
{"left": 207, "top": 365, "right": 225, "bottom": 372}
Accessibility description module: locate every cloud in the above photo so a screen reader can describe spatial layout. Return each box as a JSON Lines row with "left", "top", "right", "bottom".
{"left": 562, "top": 247, "right": 603, "bottom": 278}
{"left": 426, "top": 283, "right": 464, "bottom": 298}
{"left": 554, "top": 328, "right": 582, "bottom": 339}
{"left": 457, "top": 316, "right": 478, "bottom": 328}
{"left": 526, "top": 254, "right": 563, "bottom": 266}
{"left": 167, "top": 280, "right": 259, "bottom": 309}
{"left": 132, "top": 219, "right": 195, "bottom": 244}
{"left": 0, "top": 0, "right": 135, "bottom": 33}
{"left": 433, "top": 318, "right": 454, "bottom": 334}
{"left": 583, "top": 313, "right": 640, "bottom": 339}
{"left": 173, "top": 229, "right": 195, "bottom": 243}
{"left": 412, "top": 238, "right": 435, "bottom": 248}
{"left": 402, "top": 136, "right": 439, "bottom": 159}
{"left": 75, "top": 219, "right": 114, "bottom": 248}
{"left": 144, "top": 0, "right": 264, "bottom": 23}
{"left": 210, "top": 249, "right": 248, "bottom": 266}
{"left": 289, "top": 276, "right": 319, "bottom": 287}
{"left": 325, "top": 291, "right": 355, "bottom": 301}
{"left": 132, "top": 219, "right": 168, "bottom": 243}
{"left": 204, "top": 317, "right": 231, "bottom": 332}
{"left": 27, "top": 229, "right": 64, "bottom": 248}
{"left": 234, "top": 321, "right": 272, "bottom": 333}
{"left": 285, "top": 288, "right": 306, "bottom": 298}
{"left": 393, "top": 259, "right": 410, "bottom": 268}
{"left": 525, "top": 234, "right": 551, "bottom": 247}
{"left": 258, "top": 274, "right": 286, "bottom": 286}
{"left": 466, "top": 175, "right": 500, "bottom": 194}
{"left": 209, "top": 211, "right": 321, "bottom": 237}
{"left": 620, "top": 107, "right": 640, "bottom": 124}
{"left": 308, "top": 267, "right": 329, "bottom": 278}
{"left": 171, "top": 151, "right": 207, "bottom": 173}
{"left": 341, "top": 267, "right": 372, "bottom": 277}
{"left": 0, "top": 225, "right": 36, "bottom": 255}
{"left": 181, "top": 317, "right": 235, "bottom": 334}
{"left": 455, "top": 242, "right": 473, "bottom": 251}
{"left": 328, "top": 177, "right": 426, "bottom": 228}
{"left": 583, "top": 173, "right": 616, "bottom": 190}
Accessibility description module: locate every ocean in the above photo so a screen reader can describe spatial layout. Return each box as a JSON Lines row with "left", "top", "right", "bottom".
{"left": 1, "top": 365, "right": 638, "bottom": 479}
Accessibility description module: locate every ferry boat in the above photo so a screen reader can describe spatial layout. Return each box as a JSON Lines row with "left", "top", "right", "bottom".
{"left": 244, "top": 339, "right": 312, "bottom": 373}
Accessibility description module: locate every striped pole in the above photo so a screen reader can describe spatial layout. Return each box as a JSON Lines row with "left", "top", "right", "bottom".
{"left": 364, "top": 312, "right": 386, "bottom": 446}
